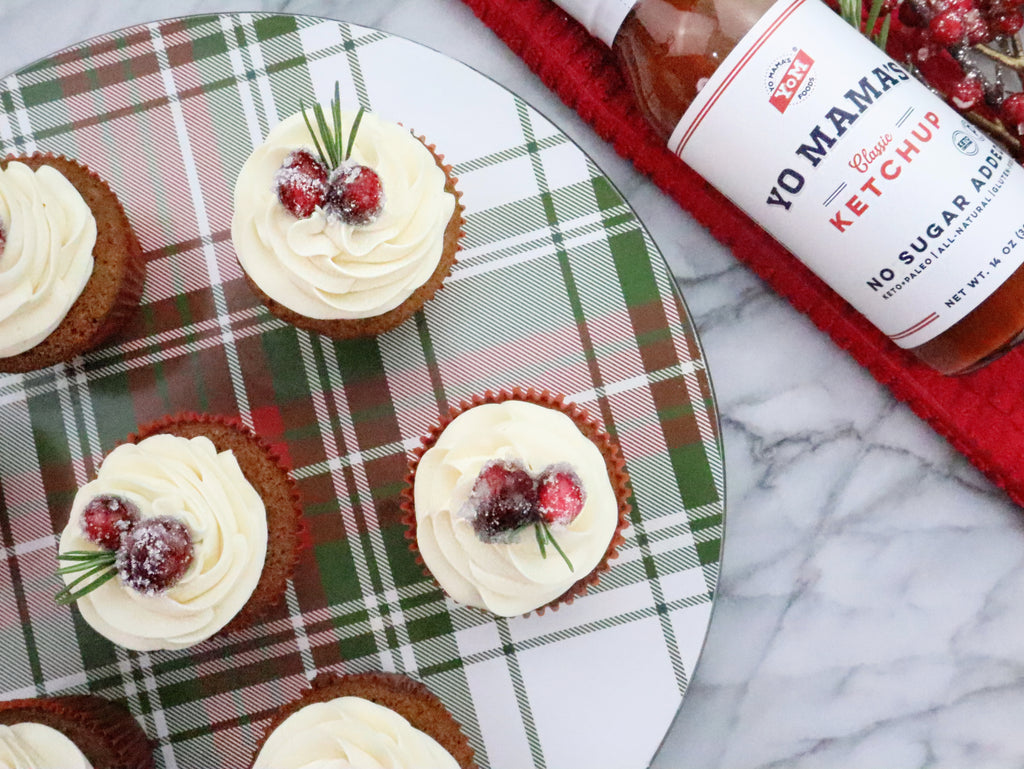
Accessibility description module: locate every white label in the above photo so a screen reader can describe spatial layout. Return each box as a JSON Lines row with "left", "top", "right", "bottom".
{"left": 669, "top": 0, "right": 1024, "bottom": 348}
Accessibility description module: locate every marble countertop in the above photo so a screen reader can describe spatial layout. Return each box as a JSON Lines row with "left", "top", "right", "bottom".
{"left": 4, "top": 1, "right": 1024, "bottom": 767}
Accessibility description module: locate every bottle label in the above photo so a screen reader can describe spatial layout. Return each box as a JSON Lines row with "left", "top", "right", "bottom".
{"left": 668, "top": 0, "right": 1024, "bottom": 349}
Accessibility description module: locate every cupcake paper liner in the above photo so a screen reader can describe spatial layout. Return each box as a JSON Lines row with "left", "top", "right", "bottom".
{"left": 400, "top": 386, "right": 632, "bottom": 616}
{"left": 0, "top": 152, "right": 145, "bottom": 374}
{"left": 251, "top": 670, "right": 477, "bottom": 769}
{"left": 0, "top": 694, "right": 154, "bottom": 769}
{"left": 242, "top": 130, "right": 466, "bottom": 340}
{"left": 128, "top": 412, "right": 306, "bottom": 633}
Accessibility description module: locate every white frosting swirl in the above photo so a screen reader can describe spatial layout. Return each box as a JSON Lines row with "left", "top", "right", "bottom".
{"left": 0, "top": 161, "right": 96, "bottom": 357}
{"left": 414, "top": 401, "right": 618, "bottom": 616}
{"left": 231, "top": 110, "right": 456, "bottom": 320}
{"left": 59, "top": 433, "right": 268, "bottom": 651}
{"left": 0, "top": 723, "right": 91, "bottom": 769}
{"left": 253, "top": 696, "right": 459, "bottom": 769}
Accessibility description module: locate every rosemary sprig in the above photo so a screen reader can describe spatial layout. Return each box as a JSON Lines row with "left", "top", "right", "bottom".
{"left": 346, "top": 107, "right": 365, "bottom": 163}
{"left": 536, "top": 521, "right": 574, "bottom": 572}
{"left": 839, "top": 0, "right": 891, "bottom": 50}
{"left": 54, "top": 550, "right": 118, "bottom": 606}
{"left": 299, "top": 83, "right": 367, "bottom": 169}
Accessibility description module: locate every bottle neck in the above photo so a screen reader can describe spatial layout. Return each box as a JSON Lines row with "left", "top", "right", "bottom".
{"left": 554, "top": 0, "right": 775, "bottom": 139}
{"left": 550, "top": 0, "right": 639, "bottom": 47}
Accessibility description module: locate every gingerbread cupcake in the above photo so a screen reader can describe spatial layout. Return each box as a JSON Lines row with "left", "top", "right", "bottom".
{"left": 0, "top": 153, "right": 144, "bottom": 373}
{"left": 231, "top": 85, "right": 463, "bottom": 339}
{"left": 402, "top": 388, "right": 631, "bottom": 617}
{"left": 251, "top": 672, "right": 475, "bottom": 769}
{"left": 56, "top": 414, "right": 302, "bottom": 651}
{"left": 0, "top": 694, "right": 153, "bottom": 769}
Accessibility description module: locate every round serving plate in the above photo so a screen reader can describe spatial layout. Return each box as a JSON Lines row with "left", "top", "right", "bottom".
{"left": 0, "top": 13, "right": 724, "bottom": 768}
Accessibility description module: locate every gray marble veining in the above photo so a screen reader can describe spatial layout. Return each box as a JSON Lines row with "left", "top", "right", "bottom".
{"left": 4, "top": 2, "right": 1024, "bottom": 767}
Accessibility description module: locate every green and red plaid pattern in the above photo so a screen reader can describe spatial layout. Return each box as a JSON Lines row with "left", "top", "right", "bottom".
{"left": 0, "top": 13, "right": 724, "bottom": 769}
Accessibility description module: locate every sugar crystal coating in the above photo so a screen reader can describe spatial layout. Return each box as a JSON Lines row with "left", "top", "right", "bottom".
{"left": 116, "top": 516, "right": 194, "bottom": 595}
{"left": 81, "top": 494, "right": 140, "bottom": 550}
{"left": 467, "top": 459, "right": 540, "bottom": 543}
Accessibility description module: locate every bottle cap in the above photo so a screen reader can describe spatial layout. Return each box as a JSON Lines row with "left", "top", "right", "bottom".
{"left": 550, "top": 0, "right": 639, "bottom": 47}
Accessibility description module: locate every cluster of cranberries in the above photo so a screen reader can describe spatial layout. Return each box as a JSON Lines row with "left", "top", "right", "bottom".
{"left": 81, "top": 495, "right": 194, "bottom": 594}
{"left": 889, "top": 0, "right": 1024, "bottom": 147}
{"left": 467, "top": 459, "right": 586, "bottom": 543}
{"left": 274, "top": 149, "right": 384, "bottom": 224}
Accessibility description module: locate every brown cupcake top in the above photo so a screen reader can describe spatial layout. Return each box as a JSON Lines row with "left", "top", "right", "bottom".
{"left": 57, "top": 414, "right": 301, "bottom": 650}
{"left": 402, "top": 388, "right": 631, "bottom": 617}
{"left": 0, "top": 695, "right": 154, "bottom": 769}
{"left": 252, "top": 671, "right": 476, "bottom": 769}
{"left": 0, "top": 153, "right": 144, "bottom": 373}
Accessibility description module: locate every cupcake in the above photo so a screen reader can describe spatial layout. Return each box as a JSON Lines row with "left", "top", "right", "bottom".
{"left": 402, "top": 388, "right": 631, "bottom": 617}
{"left": 251, "top": 672, "right": 476, "bottom": 769}
{"left": 56, "top": 414, "right": 302, "bottom": 651}
{"left": 0, "top": 153, "right": 144, "bottom": 373}
{"left": 0, "top": 694, "right": 154, "bottom": 769}
{"left": 231, "top": 85, "right": 463, "bottom": 338}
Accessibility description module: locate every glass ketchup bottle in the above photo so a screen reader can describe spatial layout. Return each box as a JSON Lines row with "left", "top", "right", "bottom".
{"left": 552, "top": 0, "right": 1024, "bottom": 375}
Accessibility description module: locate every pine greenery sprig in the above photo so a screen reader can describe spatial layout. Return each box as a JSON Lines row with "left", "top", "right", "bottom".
{"left": 534, "top": 521, "right": 574, "bottom": 571}
{"left": 299, "top": 82, "right": 366, "bottom": 170}
{"left": 54, "top": 550, "right": 118, "bottom": 606}
{"left": 839, "top": 0, "right": 892, "bottom": 50}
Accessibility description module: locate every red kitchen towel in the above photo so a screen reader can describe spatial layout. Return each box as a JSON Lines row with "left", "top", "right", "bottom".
{"left": 460, "top": 0, "right": 1024, "bottom": 506}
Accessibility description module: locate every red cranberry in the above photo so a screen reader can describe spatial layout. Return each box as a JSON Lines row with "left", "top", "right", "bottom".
{"left": 1002, "top": 93, "right": 1024, "bottom": 133}
{"left": 990, "top": 8, "right": 1024, "bottom": 34}
{"left": 468, "top": 460, "right": 540, "bottom": 543}
{"left": 929, "top": 10, "right": 967, "bottom": 45}
{"left": 116, "top": 516, "right": 194, "bottom": 595}
{"left": 275, "top": 149, "right": 328, "bottom": 219}
{"left": 964, "top": 9, "right": 994, "bottom": 41}
{"left": 324, "top": 164, "right": 385, "bottom": 225}
{"left": 81, "top": 495, "right": 139, "bottom": 550}
{"left": 899, "top": 0, "right": 930, "bottom": 27}
{"left": 536, "top": 466, "right": 586, "bottom": 525}
{"left": 948, "top": 76, "right": 985, "bottom": 110}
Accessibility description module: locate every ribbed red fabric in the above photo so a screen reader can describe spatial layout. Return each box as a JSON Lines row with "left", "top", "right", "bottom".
{"left": 460, "top": 0, "right": 1024, "bottom": 507}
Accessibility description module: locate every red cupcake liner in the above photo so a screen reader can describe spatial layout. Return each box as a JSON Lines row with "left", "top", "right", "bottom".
{"left": 0, "top": 152, "right": 145, "bottom": 373}
{"left": 250, "top": 671, "right": 477, "bottom": 769}
{"left": 0, "top": 694, "right": 154, "bottom": 769}
{"left": 400, "top": 386, "right": 632, "bottom": 616}
{"left": 240, "top": 128, "right": 465, "bottom": 340}
{"left": 127, "top": 412, "right": 307, "bottom": 632}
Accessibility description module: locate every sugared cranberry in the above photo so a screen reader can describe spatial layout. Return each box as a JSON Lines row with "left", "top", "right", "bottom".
{"left": 468, "top": 460, "right": 539, "bottom": 542}
{"left": 949, "top": 76, "right": 985, "bottom": 110}
{"left": 324, "top": 164, "right": 384, "bottom": 225}
{"left": 990, "top": 8, "right": 1024, "bottom": 34}
{"left": 929, "top": 10, "right": 967, "bottom": 45}
{"left": 536, "top": 466, "right": 586, "bottom": 526}
{"left": 1002, "top": 93, "right": 1024, "bottom": 133}
{"left": 275, "top": 149, "right": 328, "bottom": 219}
{"left": 964, "top": 9, "right": 994, "bottom": 42}
{"left": 116, "top": 516, "right": 194, "bottom": 594}
{"left": 0, "top": 223, "right": 6, "bottom": 256}
{"left": 81, "top": 495, "right": 139, "bottom": 550}
{"left": 899, "top": 0, "right": 929, "bottom": 27}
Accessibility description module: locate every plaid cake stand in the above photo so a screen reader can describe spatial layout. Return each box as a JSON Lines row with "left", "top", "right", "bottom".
{"left": 0, "top": 13, "right": 724, "bottom": 769}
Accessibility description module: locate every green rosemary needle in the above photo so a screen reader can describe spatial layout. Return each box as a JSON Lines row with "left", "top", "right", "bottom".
{"left": 299, "top": 83, "right": 367, "bottom": 169}
{"left": 536, "top": 521, "right": 574, "bottom": 572}
{"left": 54, "top": 550, "right": 119, "bottom": 606}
